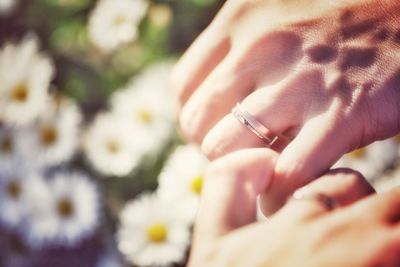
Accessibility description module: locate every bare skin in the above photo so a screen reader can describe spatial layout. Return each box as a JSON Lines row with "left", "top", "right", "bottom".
{"left": 189, "top": 149, "right": 400, "bottom": 267}
{"left": 173, "top": 0, "right": 400, "bottom": 214}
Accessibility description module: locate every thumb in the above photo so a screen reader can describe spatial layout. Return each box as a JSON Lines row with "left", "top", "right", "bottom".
{"left": 194, "top": 148, "right": 277, "bottom": 243}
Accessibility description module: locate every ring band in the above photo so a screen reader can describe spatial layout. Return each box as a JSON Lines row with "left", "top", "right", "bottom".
{"left": 232, "top": 103, "right": 279, "bottom": 146}
{"left": 292, "top": 188, "right": 337, "bottom": 211}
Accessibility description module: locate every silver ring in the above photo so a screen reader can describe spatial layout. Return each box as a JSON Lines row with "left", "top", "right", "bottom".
{"left": 232, "top": 103, "right": 279, "bottom": 146}
{"left": 292, "top": 189, "right": 337, "bottom": 211}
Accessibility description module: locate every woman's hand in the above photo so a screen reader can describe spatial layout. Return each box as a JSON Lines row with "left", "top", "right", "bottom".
{"left": 188, "top": 148, "right": 400, "bottom": 267}
{"left": 173, "top": 0, "right": 400, "bottom": 214}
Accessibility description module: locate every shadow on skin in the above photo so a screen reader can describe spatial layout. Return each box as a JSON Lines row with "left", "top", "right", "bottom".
{"left": 306, "top": 44, "right": 338, "bottom": 64}
{"left": 236, "top": 31, "right": 303, "bottom": 86}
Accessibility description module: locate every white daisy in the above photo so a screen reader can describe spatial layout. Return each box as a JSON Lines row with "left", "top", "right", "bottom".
{"left": 0, "top": 162, "right": 43, "bottom": 229}
{"left": 83, "top": 112, "right": 144, "bottom": 177}
{"left": 157, "top": 144, "right": 209, "bottom": 223}
{"left": 111, "top": 62, "right": 176, "bottom": 157}
{"left": 334, "top": 139, "right": 398, "bottom": 181}
{"left": 88, "top": 0, "right": 148, "bottom": 52}
{"left": 17, "top": 95, "right": 82, "bottom": 168}
{"left": 0, "top": 170, "right": 26, "bottom": 229}
{"left": 0, "top": 230, "right": 32, "bottom": 267}
{"left": 0, "top": 36, "right": 54, "bottom": 125}
{"left": 117, "top": 193, "right": 190, "bottom": 267}
{"left": 25, "top": 172, "right": 101, "bottom": 247}
{"left": 0, "top": 0, "right": 16, "bottom": 15}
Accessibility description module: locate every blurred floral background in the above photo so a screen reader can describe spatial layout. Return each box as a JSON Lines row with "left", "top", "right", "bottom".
{"left": 1, "top": 0, "right": 400, "bottom": 267}
{"left": 0, "top": 0, "right": 222, "bottom": 266}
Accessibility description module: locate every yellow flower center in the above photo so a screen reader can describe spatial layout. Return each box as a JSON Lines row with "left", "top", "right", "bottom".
{"left": 147, "top": 223, "right": 168, "bottom": 243}
{"left": 191, "top": 175, "right": 203, "bottom": 195}
{"left": 52, "top": 93, "right": 64, "bottom": 111}
{"left": 7, "top": 181, "right": 21, "bottom": 200}
{"left": 57, "top": 197, "right": 74, "bottom": 218}
{"left": 11, "top": 83, "right": 29, "bottom": 103}
{"left": 106, "top": 140, "right": 120, "bottom": 154}
{"left": 40, "top": 126, "right": 58, "bottom": 146}
{"left": 138, "top": 110, "right": 153, "bottom": 124}
{"left": 0, "top": 136, "right": 13, "bottom": 154}
{"left": 114, "top": 15, "right": 128, "bottom": 26}
{"left": 348, "top": 147, "right": 366, "bottom": 159}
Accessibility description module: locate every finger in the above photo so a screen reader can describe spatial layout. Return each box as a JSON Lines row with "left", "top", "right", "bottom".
{"left": 277, "top": 169, "right": 375, "bottom": 220}
{"left": 200, "top": 97, "right": 293, "bottom": 160}
{"left": 172, "top": 0, "right": 250, "bottom": 107}
{"left": 172, "top": 0, "right": 274, "bottom": 109}
{"left": 201, "top": 112, "right": 290, "bottom": 161}
{"left": 201, "top": 69, "right": 325, "bottom": 159}
{"left": 179, "top": 29, "right": 305, "bottom": 145}
{"left": 179, "top": 55, "right": 255, "bottom": 143}
{"left": 260, "top": 113, "right": 358, "bottom": 215}
{"left": 172, "top": 29, "right": 231, "bottom": 106}
{"left": 351, "top": 187, "right": 400, "bottom": 225}
{"left": 376, "top": 232, "right": 400, "bottom": 267}
{"left": 194, "top": 148, "right": 277, "bottom": 243}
